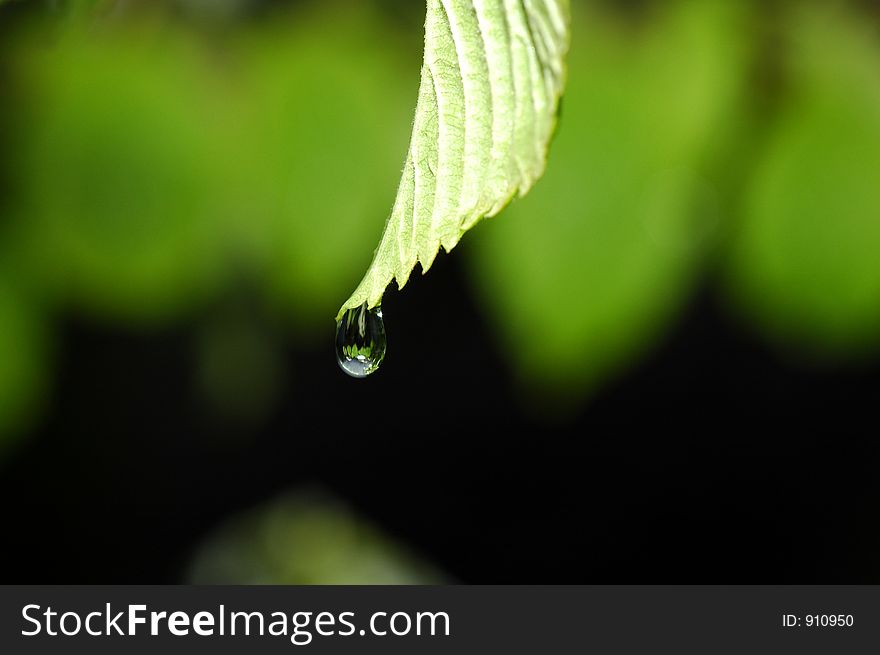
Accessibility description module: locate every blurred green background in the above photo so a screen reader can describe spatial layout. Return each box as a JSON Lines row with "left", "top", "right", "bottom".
{"left": 1, "top": 0, "right": 879, "bottom": 583}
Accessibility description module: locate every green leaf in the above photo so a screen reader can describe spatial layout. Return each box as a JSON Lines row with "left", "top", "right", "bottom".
{"left": 0, "top": 275, "right": 50, "bottom": 451}
{"left": 18, "top": 30, "right": 229, "bottom": 325}
{"left": 724, "top": 4, "right": 880, "bottom": 357}
{"left": 337, "top": 0, "right": 570, "bottom": 319}
{"left": 247, "top": 5, "right": 414, "bottom": 327}
{"left": 467, "top": 0, "right": 749, "bottom": 402}
{"left": 12, "top": 4, "right": 413, "bottom": 328}
{"left": 188, "top": 491, "right": 446, "bottom": 584}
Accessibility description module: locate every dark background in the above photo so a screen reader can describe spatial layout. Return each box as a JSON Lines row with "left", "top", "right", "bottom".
{"left": 1, "top": 0, "right": 879, "bottom": 583}
{"left": 3, "top": 259, "right": 879, "bottom": 582}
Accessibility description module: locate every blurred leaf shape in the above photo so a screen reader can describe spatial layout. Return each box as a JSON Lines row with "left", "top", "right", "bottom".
{"left": 725, "top": 3, "right": 880, "bottom": 358}
{"left": 11, "top": 1, "right": 415, "bottom": 328}
{"left": 337, "top": 0, "right": 571, "bottom": 318}
{"left": 187, "top": 491, "right": 446, "bottom": 584}
{"left": 195, "top": 306, "right": 284, "bottom": 429}
{"left": 17, "top": 29, "right": 228, "bottom": 325}
{"left": 243, "top": 5, "right": 414, "bottom": 327}
{"left": 468, "top": 0, "right": 748, "bottom": 403}
{"left": 0, "top": 276, "right": 49, "bottom": 452}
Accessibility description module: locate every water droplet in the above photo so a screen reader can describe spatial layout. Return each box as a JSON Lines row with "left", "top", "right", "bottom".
{"left": 335, "top": 303, "right": 386, "bottom": 378}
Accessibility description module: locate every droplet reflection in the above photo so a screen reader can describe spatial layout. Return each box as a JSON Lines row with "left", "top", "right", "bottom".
{"left": 335, "top": 303, "right": 386, "bottom": 378}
